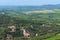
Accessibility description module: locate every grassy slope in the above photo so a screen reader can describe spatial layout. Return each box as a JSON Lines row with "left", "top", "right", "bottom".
{"left": 46, "top": 34, "right": 60, "bottom": 40}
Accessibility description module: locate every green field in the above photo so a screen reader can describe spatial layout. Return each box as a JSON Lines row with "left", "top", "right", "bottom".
{"left": 46, "top": 34, "right": 60, "bottom": 40}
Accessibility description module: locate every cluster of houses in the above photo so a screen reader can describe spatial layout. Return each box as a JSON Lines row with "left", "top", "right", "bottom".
{"left": 4, "top": 25, "right": 38, "bottom": 40}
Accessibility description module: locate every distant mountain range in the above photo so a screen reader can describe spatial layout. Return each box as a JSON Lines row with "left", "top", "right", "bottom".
{"left": 39, "top": 4, "right": 60, "bottom": 9}
{"left": 0, "top": 4, "right": 60, "bottom": 10}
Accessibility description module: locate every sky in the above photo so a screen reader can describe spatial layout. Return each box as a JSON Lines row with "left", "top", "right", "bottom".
{"left": 0, "top": 0, "right": 60, "bottom": 6}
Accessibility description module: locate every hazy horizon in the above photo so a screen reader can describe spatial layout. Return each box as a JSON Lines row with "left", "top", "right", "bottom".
{"left": 0, "top": 0, "right": 60, "bottom": 6}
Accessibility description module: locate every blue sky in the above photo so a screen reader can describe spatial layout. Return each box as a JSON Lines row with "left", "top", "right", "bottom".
{"left": 0, "top": 0, "right": 60, "bottom": 6}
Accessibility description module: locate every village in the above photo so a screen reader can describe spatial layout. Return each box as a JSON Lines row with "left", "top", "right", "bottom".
{"left": 3, "top": 25, "right": 39, "bottom": 40}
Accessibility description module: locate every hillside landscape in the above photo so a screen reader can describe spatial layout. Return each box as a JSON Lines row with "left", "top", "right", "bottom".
{"left": 0, "top": 4, "right": 60, "bottom": 40}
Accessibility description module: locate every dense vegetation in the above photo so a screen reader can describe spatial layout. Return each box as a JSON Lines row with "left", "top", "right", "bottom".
{"left": 0, "top": 7, "right": 60, "bottom": 40}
